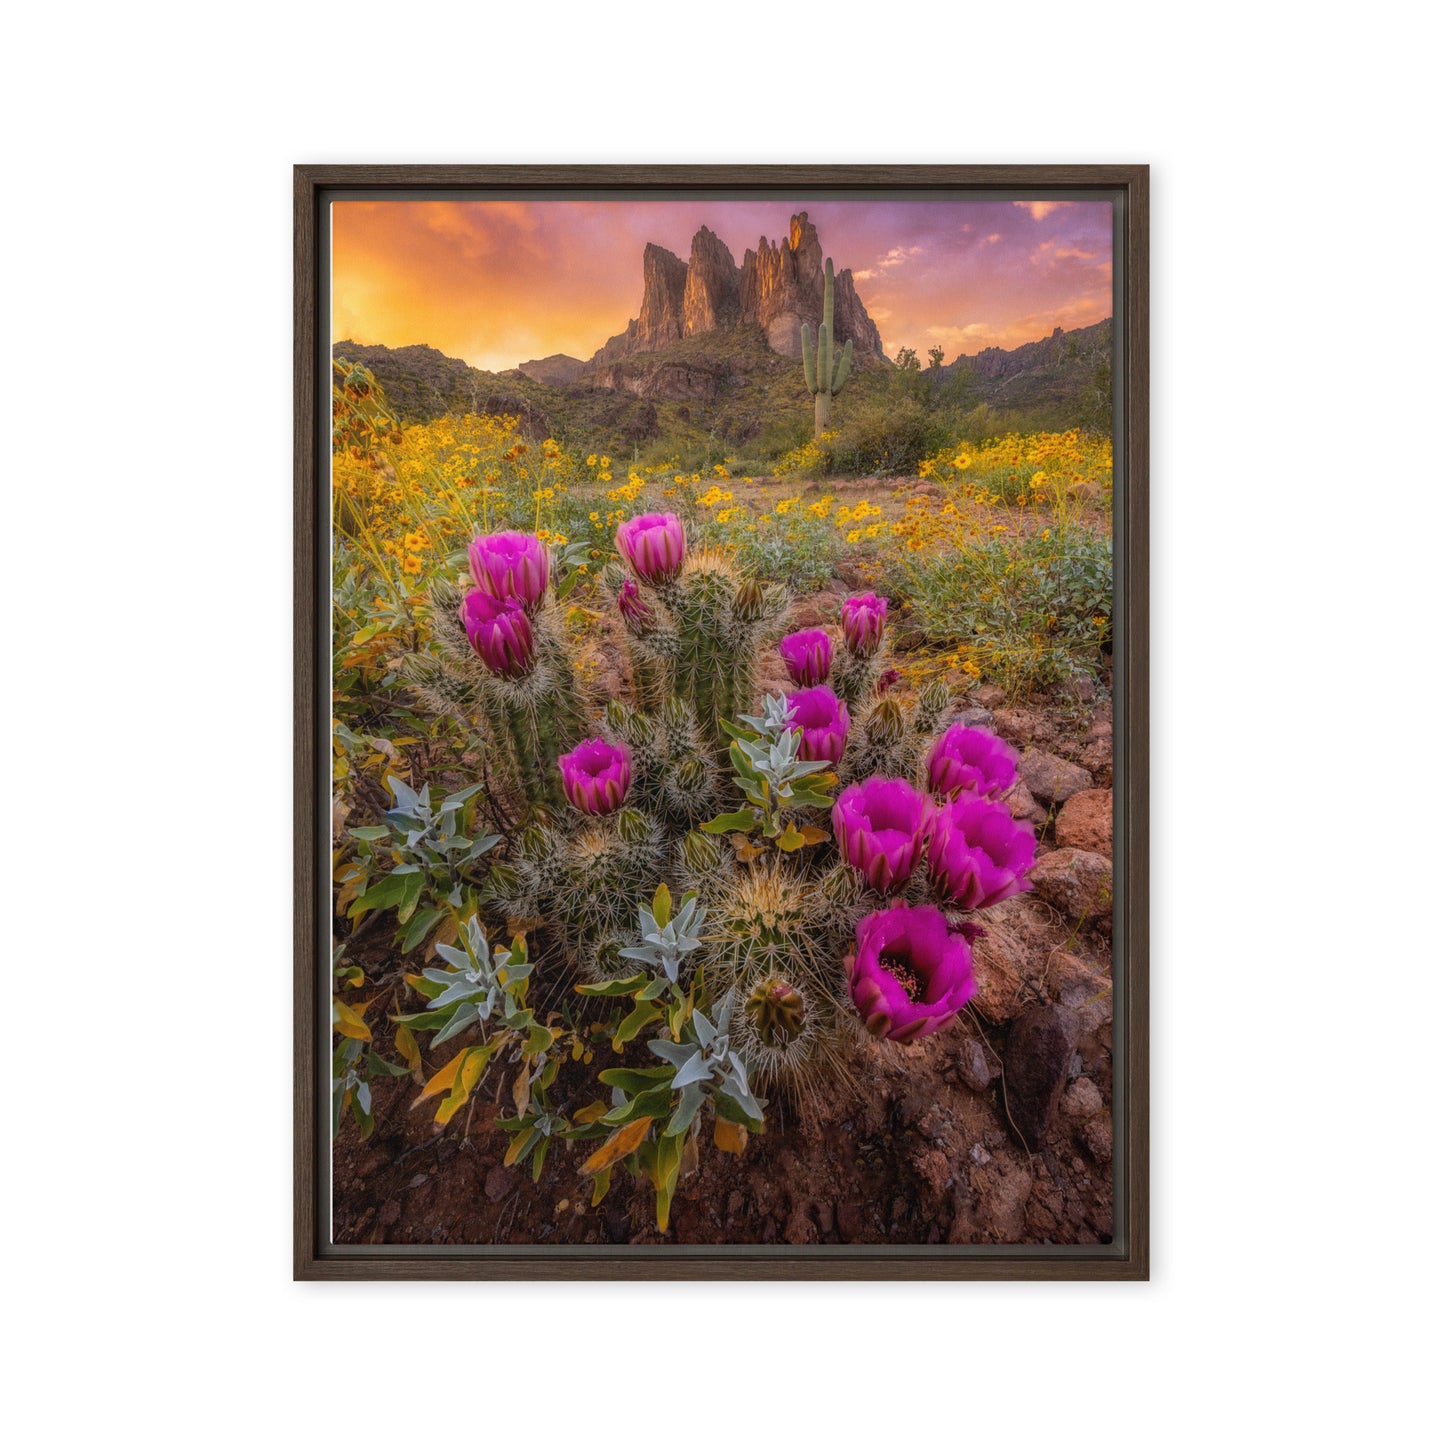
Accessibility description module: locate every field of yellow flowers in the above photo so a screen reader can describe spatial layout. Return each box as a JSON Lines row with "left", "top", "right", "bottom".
{"left": 331, "top": 361, "right": 1113, "bottom": 815}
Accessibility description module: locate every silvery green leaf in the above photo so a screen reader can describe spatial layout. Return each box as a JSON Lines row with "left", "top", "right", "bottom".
{"left": 422, "top": 964, "right": 464, "bottom": 985}
{"left": 610, "top": 1087, "right": 628, "bottom": 1108}
{"left": 431, "top": 1002, "right": 478, "bottom": 1047}
{"left": 718, "top": 1071, "right": 763, "bottom": 1120}
{"left": 670, "top": 1051, "right": 714, "bottom": 1091}
{"left": 440, "top": 782, "right": 485, "bottom": 812}
{"left": 385, "top": 773, "right": 423, "bottom": 814}
{"left": 429, "top": 977, "right": 482, "bottom": 1008}
{"left": 664, "top": 1084, "right": 706, "bottom": 1137}
{"left": 693, "top": 1010, "right": 717, "bottom": 1048}
{"left": 648, "top": 1039, "right": 695, "bottom": 1067}
{"left": 357, "top": 1081, "right": 372, "bottom": 1114}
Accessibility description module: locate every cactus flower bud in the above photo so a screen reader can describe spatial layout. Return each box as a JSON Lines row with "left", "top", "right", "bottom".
{"left": 745, "top": 976, "right": 808, "bottom": 1046}
{"left": 876, "top": 668, "right": 902, "bottom": 695}
{"left": 681, "top": 829, "right": 724, "bottom": 874}
{"left": 926, "top": 796, "right": 1036, "bottom": 910}
{"left": 786, "top": 685, "right": 850, "bottom": 765}
{"left": 675, "top": 756, "right": 708, "bottom": 793}
{"left": 617, "top": 578, "right": 655, "bottom": 636}
{"left": 616, "top": 512, "right": 687, "bottom": 584}
{"left": 459, "top": 590, "right": 535, "bottom": 679}
{"left": 865, "top": 696, "right": 905, "bottom": 745}
{"left": 614, "top": 805, "right": 652, "bottom": 844}
{"left": 778, "top": 627, "right": 833, "bottom": 687}
{"left": 849, "top": 904, "right": 976, "bottom": 1043}
{"left": 734, "top": 577, "right": 767, "bottom": 620}
{"left": 925, "top": 724, "right": 1018, "bottom": 801}
{"left": 832, "top": 775, "right": 933, "bottom": 894}
{"left": 841, "top": 592, "right": 888, "bottom": 657}
{"left": 558, "top": 737, "right": 632, "bottom": 815}
{"left": 467, "top": 530, "right": 550, "bottom": 614}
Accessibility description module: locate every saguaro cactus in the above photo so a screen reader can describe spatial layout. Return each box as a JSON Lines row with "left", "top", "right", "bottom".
{"left": 800, "top": 258, "right": 853, "bottom": 439}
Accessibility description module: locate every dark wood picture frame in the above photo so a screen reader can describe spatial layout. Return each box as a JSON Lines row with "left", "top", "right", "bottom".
{"left": 295, "top": 164, "right": 1149, "bottom": 1281}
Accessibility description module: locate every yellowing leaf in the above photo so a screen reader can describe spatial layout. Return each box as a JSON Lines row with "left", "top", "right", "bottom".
{"left": 394, "top": 1023, "right": 422, "bottom": 1080}
{"left": 652, "top": 882, "right": 672, "bottom": 929}
{"left": 572, "top": 1100, "right": 608, "bottom": 1125}
{"left": 729, "top": 834, "right": 766, "bottom": 863}
{"left": 582, "top": 1116, "right": 652, "bottom": 1175}
{"left": 503, "top": 1125, "right": 536, "bottom": 1167}
{"left": 426, "top": 913, "right": 460, "bottom": 960}
{"left": 332, "top": 997, "right": 371, "bottom": 1042}
{"left": 415, "top": 1050, "right": 467, "bottom": 1104}
{"left": 713, "top": 1118, "right": 749, "bottom": 1155}
{"left": 511, "top": 1065, "right": 532, "bottom": 1117}
{"left": 798, "top": 825, "right": 831, "bottom": 846}
{"left": 590, "top": 1166, "right": 613, "bottom": 1207}
{"left": 775, "top": 825, "right": 805, "bottom": 852}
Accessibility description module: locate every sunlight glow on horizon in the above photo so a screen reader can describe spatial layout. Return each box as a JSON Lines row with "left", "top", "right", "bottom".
{"left": 332, "top": 199, "right": 1113, "bottom": 373}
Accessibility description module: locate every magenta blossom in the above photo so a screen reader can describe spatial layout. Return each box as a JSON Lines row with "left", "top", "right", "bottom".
{"left": 467, "top": 530, "right": 550, "bottom": 614}
{"left": 849, "top": 904, "right": 977, "bottom": 1042}
{"left": 458, "top": 590, "right": 535, "bottom": 679}
{"left": 617, "top": 578, "right": 654, "bottom": 636}
{"left": 876, "top": 668, "right": 902, "bottom": 695}
{"left": 616, "top": 512, "right": 687, "bottom": 584}
{"left": 832, "top": 775, "right": 933, "bottom": 894}
{"left": 841, "top": 592, "right": 888, "bottom": 657}
{"left": 787, "top": 685, "right": 850, "bottom": 765}
{"left": 927, "top": 796, "right": 1037, "bottom": 910}
{"left": 926, "top": 724, "right": 1019, "bottom": 800}
{"left": 778, "top": 628, "right": 833, "bottom": 686}
{"left": 558, "top": 737, "right": 632, "bottom": 815}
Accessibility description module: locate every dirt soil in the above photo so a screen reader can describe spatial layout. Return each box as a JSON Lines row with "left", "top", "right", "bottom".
{"left": 332, "top": 680, "right": 1116, "bottom": 1248}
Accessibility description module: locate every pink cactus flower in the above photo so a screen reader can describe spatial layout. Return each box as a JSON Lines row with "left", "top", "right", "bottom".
{"left": 841, "top": 592, "right": 888, "bottom": 657}
{"left": 616, "top": 512, "right": 687, "bottom": 585}
{"left": 849, "top": 904, "right": 977, "bottom": 1042}
{"left": 832, "top": 775, "right": 933, "bottom": 894}
{"left": 467, "top": 530, "right": 550, "bottom": 614}
{"left": 927, "top": 796, "right": 1037, "bottom": 911}
{"left": 787, "top": 685, "right": 850, "bottom": 765}
{"left": 558, "top": 737, "right": 632, "bottom": 815}
{"left": 458, "top": 590, "right": 535, "bottom": 680}
{"left": 778, "top": 628, "right": 833, "bottom": 686}
{"left": 926, "top": 724, "right": 1019, "bottom": 800}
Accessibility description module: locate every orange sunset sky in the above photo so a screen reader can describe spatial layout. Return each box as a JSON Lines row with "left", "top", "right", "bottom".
{"left": 331, "top": 199, "right": 1113, "bottom": 373}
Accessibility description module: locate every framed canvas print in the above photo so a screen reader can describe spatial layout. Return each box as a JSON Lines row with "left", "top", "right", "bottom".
{"left": 295, "top": 164, "right": 1148, "bottom": 1280}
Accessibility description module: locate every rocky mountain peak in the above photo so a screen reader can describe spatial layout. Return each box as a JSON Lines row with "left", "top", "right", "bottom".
{"left": 591, "top": 212, "right": 883, "bottom": 369}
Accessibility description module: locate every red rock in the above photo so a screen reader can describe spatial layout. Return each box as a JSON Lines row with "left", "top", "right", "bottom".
{"left": 1030, "top": 848, "right": 1114, "bottom": 926}
{"left": 1020, "top": 748, "right": 1093, "bottom": 804}
{"left": 1056, "top": 787, "right": 1113, "bottom": 854}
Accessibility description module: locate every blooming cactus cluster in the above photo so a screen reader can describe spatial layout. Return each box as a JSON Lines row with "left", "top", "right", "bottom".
{"left": 399, "top": 507, "right": 1043, "bottom": 1209}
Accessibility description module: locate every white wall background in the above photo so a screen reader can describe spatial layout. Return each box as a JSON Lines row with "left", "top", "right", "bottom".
{"left": 4, "top": 2, "right": 1439, "bottom": 1439}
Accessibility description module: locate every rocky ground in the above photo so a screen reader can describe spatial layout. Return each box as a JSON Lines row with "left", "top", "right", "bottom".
{"left": 332, "top": 666, "right": 1116, "bottom": 1248}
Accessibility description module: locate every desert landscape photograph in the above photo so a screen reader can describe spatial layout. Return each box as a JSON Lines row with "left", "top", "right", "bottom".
{"left": 327, "top": 195, "right": 1119, "bottom": 1247}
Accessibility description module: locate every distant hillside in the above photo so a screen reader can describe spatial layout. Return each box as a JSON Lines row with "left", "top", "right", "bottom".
{"left": 333, "top": 328, "right": 816, "bottom": 456}
{"left": 517, "top": 354, "right": 586, "bottom": 386}
{"left": 331, "top": 341, "right": 556, "bottom": 429}
{"left": 333, "top": 315, "right": 1113, "bottom": 464}
{"left": 941, "top": 318, "right": 1113, "bottom": 425}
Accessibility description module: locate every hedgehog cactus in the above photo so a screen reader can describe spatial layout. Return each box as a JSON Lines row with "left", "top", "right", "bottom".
{"left": 403, "top": 512, "right": 1039, "bottom": 1151}
{"left": 801, "top": 258, "right": 854, "bottom": 439}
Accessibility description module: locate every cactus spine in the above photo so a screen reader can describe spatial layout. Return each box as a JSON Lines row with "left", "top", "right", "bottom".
{"left": 800, "top": 258, "right": 854, "bottom": 439}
